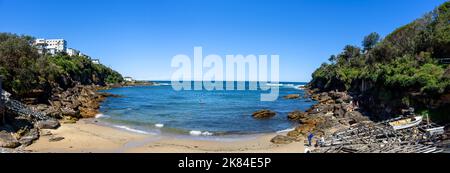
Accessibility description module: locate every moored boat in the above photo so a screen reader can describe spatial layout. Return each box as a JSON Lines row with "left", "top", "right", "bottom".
{"left": 389, "top": 116, "right": 423, "bottom": 130}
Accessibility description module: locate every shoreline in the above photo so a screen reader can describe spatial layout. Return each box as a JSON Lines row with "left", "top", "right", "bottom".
{"left": 25, "top": 119, "right": 306, "bottom": 153}
{"left": 95, "top": 114, "right": 300, "bottom": 137}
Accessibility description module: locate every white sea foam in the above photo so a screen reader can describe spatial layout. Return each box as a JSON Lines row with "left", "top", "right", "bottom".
{"left": 276, "top": 128, "right": 295, "bottom": 133}
{"left": 155, "top": 124, "right": 164, "bottom": 128}
{"left": 155, "top": 83, "right": 171, "bottom": 86}
{"left": 95, "top": 113, "right": 109, "bottom": 118}
{"left": 284, "top": 84, "right": 295, "bottom": 87}
{"left": 266, "top": 83, "right": 283, "bottom": 87}
{"left": 114, "top": 125, "right": 150, "bottom": 135}
{"left": 266, "top": 83, "right": 305, "bottom": 90}
{"left": 189, "top": 130, "right": 213, "bottom": 136}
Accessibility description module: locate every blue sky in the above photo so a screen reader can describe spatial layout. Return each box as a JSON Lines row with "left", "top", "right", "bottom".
{"left": 0, "top": 0, "right": 446, "bottom": 82}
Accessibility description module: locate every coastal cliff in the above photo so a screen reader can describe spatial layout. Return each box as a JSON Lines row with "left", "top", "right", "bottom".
{"left": 309, "top": 2, "right": 450, "bottom": 124}
{"left": 0, "top": 33, "right": 125, "bottom": 149}
{"left": 270, "top": 2, "right": 450, "bottom": 147}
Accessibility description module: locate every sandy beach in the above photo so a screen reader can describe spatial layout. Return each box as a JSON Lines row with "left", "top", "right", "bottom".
{"left": 25, "top": 119, "right": 306, "bottom": 153}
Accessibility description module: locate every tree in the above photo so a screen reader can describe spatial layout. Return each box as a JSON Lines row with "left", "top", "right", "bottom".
{"left": 337, "top": 45, "right": 361, "bottom": 65}
{"left": 362, "top": 32, "right": 381, "bottom": 52}
{"left": 0, "top": 32, "right": 123, "bottom": 100}
{"left": 328, "top": 55, "right": 337, "bottom": 64}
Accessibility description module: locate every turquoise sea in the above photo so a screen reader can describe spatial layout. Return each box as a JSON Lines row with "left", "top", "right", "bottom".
{"left": 97, "top": 81, "right": 315, "bottom": 136}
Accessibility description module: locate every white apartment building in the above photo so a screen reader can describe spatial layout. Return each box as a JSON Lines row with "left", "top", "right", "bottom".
{"left": 66, "top": 48, "right": 80, "bottom": 56}
{"left": 91, "top": 59, "right": 100, "bottom": 64}
{"left": 33, "top": 38, "right": 102, "bottom": 65}
{"left": 34, "top": 39, "right": 67, "bottom": 54}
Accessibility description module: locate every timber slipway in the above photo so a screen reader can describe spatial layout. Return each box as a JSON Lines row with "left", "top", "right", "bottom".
{"left": 313, "top": 116, "right": 447, "bottom": 153}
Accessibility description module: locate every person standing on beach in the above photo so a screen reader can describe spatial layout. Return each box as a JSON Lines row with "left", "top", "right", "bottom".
{"left": 307, "top": 133, "right": 314, "bottom": 146}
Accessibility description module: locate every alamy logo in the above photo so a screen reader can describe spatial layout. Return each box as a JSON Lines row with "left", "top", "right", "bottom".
{"left": 170, "top": 47, "right": 280, "bottom": 101}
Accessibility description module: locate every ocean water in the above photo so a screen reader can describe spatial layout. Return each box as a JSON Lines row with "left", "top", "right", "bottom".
{"left": 97, "top": 81, "right": 315, "bottom": 136}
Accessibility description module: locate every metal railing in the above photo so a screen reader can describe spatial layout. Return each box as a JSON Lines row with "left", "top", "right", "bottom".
{"left": 1, "top": 90, "right": 49, "bottom": 121}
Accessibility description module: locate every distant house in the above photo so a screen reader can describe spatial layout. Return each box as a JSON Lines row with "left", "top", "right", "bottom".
{"left": 124, "top": 77, "right": 134, "bottom": 82}
{"left": 91, "top": 59, "right": 100, "bottom": 64}
{"left": 66, "top": 48, "right": 80, "bottom": 56}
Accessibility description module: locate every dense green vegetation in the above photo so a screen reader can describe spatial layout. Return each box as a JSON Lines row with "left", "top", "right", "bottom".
{"left": 310, "top": 2, "right": 450, "bottom": 123}
{"left": 0, "top": 33, "right": 123, "bottom": 101}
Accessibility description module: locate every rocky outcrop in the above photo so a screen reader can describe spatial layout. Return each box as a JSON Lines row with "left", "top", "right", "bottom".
{"left": 270, "top": 135, "right": 295, "bottom": 144}
{"left": 284, "top": 89, "right": 369, "bottom": 140}
{"left": 283, "top": 94, "right": 300, "bottom": 100}
{"left": 33, "top": 85, "right": 120, "bottom": 119}
{"left": 252, "top": 110, "right": 276, "bottom": 119}
{"left": 1, "top": 84, "right": 120, "bottom": 150}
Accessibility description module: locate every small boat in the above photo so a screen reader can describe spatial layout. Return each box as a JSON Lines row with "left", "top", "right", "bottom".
{"left": 425, "top": 126, "right": 445, "bottom": 136}
{"left": 389, "top": 116, "right": 423, "bottom": 130}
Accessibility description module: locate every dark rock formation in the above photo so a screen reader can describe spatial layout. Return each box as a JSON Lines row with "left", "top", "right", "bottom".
{"left": 1, "top": 84, "right": 120, "bottom": 149}
{"left": 18, "top": 128, "right": 39, "bottom": 146}
{"left": 252, "top": 110, "right": 276, "bottom": 119}
{"left": 36, "top": 119, "right": 60, "bottom": 130}
{"left": 0, "top": 131, "right": 20, "bottom": 148}
{"left": 285, "top": 89, "right": 369, "bottom": 139}
{"left": 287, "top": 110, "right": 307, "bottom": 121}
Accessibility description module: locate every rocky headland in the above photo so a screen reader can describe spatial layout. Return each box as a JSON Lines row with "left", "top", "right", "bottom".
{"left": 0, "top": 84, "right": 120, "bottom": 150}
{"left": 270, "top": 89, "right": 369, "bottom": 144}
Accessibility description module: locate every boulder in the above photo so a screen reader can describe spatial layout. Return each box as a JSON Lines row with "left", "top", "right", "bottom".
{"left": 287, "top": 130, "right": 302, "bottom": 137}
{"left": 252, "top": 110, "right": 276, "bottom": 119}
{"left": 79, "top": 107, "right": 98, "bottom": 118}
{"left": 18, "top": 128, "right": 39, "bottom": 146}
{"left": 292, "top": 123, "right": 316, "bottom": 136}
{"left": 299, "top": 116, "right": 324, "bottom": 126}
{"left": 36, "top": 119, "right": 60, "bottom": 129}
{"left": 283, "top": 94, "right": 300, "bottom": 100}
{"left": 0, "top": 131, "right": 20, "bottom": 148}
{"left": 319, "top": 95, "right": 332, "bottom": 103}
{"left": 34, "top": 104, "right": 50, "bottom": 112}
{"left": 44, "top": 107, "right": 62, "bottom": 118}
{"left": 61, "top": 116, "right": 78, "bottom": 124}
{"left": 333, "top": 104, "right": 345, "bottom": 117}
{"left": 61, "top": 107, "right": 80, "bottom": 117}
{"left": 51, "top": 101, "right": 62, "bottom": 109}
{"left": 40, "top": 130, "right": 53, "bottom": 136}
{"left": 344, "top": 111, "right": 369, "bottom": 122}
{"left": 316, "top": 104, "right": 334, "bottom": 113}
{"left": 311, "top": 94, "right": 320, "bottom": 101}
{"left": 287, "top": 110, "right": 307, "bottom": 121}
{"left": 65, "top": 100, "right": 81, "bottom": 109}
{"left": 270, "top": 135, "right": 294, "bottom": 144}
{"left": 315, "top": 116, "right": 338, "bottom": 130}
